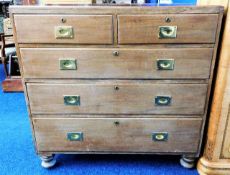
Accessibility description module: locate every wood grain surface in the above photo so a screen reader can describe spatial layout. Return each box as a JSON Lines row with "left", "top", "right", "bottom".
{"left": 197, "top": 1, "right": 230, "bottom": 174}
{"left": 33, "top": 117, "right": 202, "bottom": 153}
{"left": 14, "top": 15, "right": 113, "bottom": 44}
{"left": 10, "top": 5, "right": 224, "bottom": 158}
{"left": 118, "top": 14, "right": 218, "bottom": 44}
{"left": 27, "top": 82, "right": 208, "bottom": 115}
{"left": 20, "top": 48, "right": 213, "bottom": 79}
{"left": 9, "top": 6, "right": 224, "bottom": 14}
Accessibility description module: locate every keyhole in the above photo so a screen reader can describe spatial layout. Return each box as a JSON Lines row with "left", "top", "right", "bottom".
{"left": 114, "top": 86, "right": 119, "bottom": 90}
{"left": 61, "top": 18, "right": 66, "bottom": 23}
{"left": 165, "top": 17, "right": 171, "bottom": 23}
{"left": 114, "top": 121, "right": 120, "bottom": 126}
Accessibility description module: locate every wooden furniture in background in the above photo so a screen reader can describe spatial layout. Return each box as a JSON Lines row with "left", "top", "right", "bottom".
{"left": 10, "top": 5, "right": 223, "bottom": 169}
{"left": 1, "top": 18, "right": 23, "bottom": 92}
{"left": 197, "top": 0, "right": 230, "bottom": 174}
{"left": 42, "top": 0, "right": 93, "bottom": 5}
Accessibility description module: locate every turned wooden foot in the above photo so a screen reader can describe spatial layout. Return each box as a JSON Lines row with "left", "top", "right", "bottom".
{"left": 40, "top": 154, "right": 56, "bottom": 168}
{"left": 180, "top": 155, "right": 196, "bottom": 169}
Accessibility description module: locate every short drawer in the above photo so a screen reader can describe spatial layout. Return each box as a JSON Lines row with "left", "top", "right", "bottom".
{"left": 21, "top": 48, "right": 213, "bottom": 79}
{"left": 27, "top": 82, "right": 208, "bottom": 115}
{"left": 118, "top": 14, "right": 218, "bottom": 44}
{"left": 14, "top": 15, "right": 113, "bottom": 44}
{"left": 33, "top": 117, "right": 202, "bottom": 153}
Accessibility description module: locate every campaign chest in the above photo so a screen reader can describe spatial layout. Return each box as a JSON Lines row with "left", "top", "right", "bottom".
{"left": 10, "top": 5, "right": 223, "bottom": 168}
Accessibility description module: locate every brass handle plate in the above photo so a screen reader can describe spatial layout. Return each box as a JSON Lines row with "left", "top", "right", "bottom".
{"left": 155, "top": 96, "right": 171, "bottom": 106}
{"left": 152, "top": 132, "right": 168, "bottom": 141}
{"left": 55, "top": 26, "right": 74, "bottom": 39}
{"left": 59, "top": 59, "right": 77, "bottom": 70}
{"left": 67, "top": 132, "right": 83, "bottom": 141}
{"left": 64, "top": 95, "right": 80, "bottom": 106}
{"left": 158, "top": 26, "right": 177, "bottom": 39}
{"left": 157, "top": 59, "right": 174, "bottom": 70}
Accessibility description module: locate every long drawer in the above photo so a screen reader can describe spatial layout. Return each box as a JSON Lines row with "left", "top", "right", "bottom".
{"left": 118, "top": 14, "right": 218, "bottom": 44}
{"left": 14, "top": 15, "right": 113, "bottom": 44}
{"left": 27, "top": 82, "right": 208, "bottom": 115}
{"left": 33, "top": 117, "right": 202, "bottom": 153}
{"left": 20, "top": 48, "right": 213, "bottom": 79}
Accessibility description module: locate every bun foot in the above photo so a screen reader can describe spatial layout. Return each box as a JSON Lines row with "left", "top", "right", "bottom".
{"left": 40, "top": 154, "right": 56, "bottom": 168}
{"left": 180, "top": 155, "right": 196, "bottom": 169}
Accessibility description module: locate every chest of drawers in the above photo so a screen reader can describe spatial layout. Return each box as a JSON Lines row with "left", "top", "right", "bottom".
{"left": 10, "top": 5, "right": 223, "bottom": 169}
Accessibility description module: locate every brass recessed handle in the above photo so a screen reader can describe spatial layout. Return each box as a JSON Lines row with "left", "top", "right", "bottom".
{"left": 55, "top": 26, "right": 74, "bottom": 39}
{"left": 64, "top": 95, "right": 80, "bottom": 106}
{"left": 67, "top": 132, "right": 83, "bottom": 141}
{"left": 60, "top": 59, "right": 77, "bottom": 70}
{"left": 155, "top": 96, "right": 171, "bottom": 106}
{"left": 157, "top": 59, "right": 174, "bottom": 70}
{"left": 113, "top": 51, "right": 119, "bottom": 56}
{"left": 152, "top": 132, "right": 168, "bottom": 141}
{"left": 160, "top": 62, "right": 170, "bottom": 68}
{"left": 159, "top": 26, "right": 177, "bottom": 39}
{"left": 158, "top": 98, "right": 168, "bottom": 104}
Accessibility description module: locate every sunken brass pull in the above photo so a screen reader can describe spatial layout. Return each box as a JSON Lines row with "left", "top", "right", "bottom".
{"left": 157, "top": 59, "right": 174, "bottom": 70}
{"left": 152, "top": 132, "right": 168, "bottom": 141}
{"left": 55, "top": 26, "right": 74, "bottom": 39}
{"left": 67, "top": 132, "right": 83, "bottom": 141}
{"left": 60, "top": 59, "right": 77, "bottom": 70}
{"left": 159, "top": 26, "right": 177, "bottom": 39}
{"left": 64, "top": 95, "right": 80, "bottom": 106}
{"left": 155, "top": 96, "right": 171, "bottom": 106}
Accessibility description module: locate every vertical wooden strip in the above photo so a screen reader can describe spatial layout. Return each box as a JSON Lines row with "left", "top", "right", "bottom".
{"left": 197, "top": 0, "right": 229, "bottom": 13}
{"left": 10, "top": 12, "right": 39, "bottom": 154}
{"left": 197, "top": 0, "right": 230, "bottom": 161}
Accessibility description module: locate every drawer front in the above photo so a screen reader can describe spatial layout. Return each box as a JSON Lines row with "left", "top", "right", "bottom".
{"left": 118, "top": 14, "right": 218, "bottom": 44}
{"left": 33, "top": 117, "right": 202, "bottom": 153}
{"left": 27, "top": 82, "right": 208, "bottom": 115}
{"left": 21, "top": 48, "right": 213, "bottom": 79}
{"left": 14, "top": 15, "right": 113, "bottom": 44}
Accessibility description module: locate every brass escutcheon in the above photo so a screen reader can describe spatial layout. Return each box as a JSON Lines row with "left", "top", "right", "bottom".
{"left": 113, "top": 51, "right": 119, "bottom": 56}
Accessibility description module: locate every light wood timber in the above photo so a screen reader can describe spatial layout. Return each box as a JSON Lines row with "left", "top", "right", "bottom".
{"left": 33, "top": 117, "right": 202, "bottom": 153}
{"left": 20, "top": 48, "right": 213, "bottom": 79}
{"left": 10, "top": 5, "right": 224, "bottom": 168}
{"left": 118, "top": 14, "right": 218, "bottom": 44}
{"left": 14, "top": 15, "right": 113, "bottom": 44}
{"left": 27, "top": 82, "right": 208, "bottom": 115}
{"left": 197, "top": 0, "right": 230, "bottom": 174}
